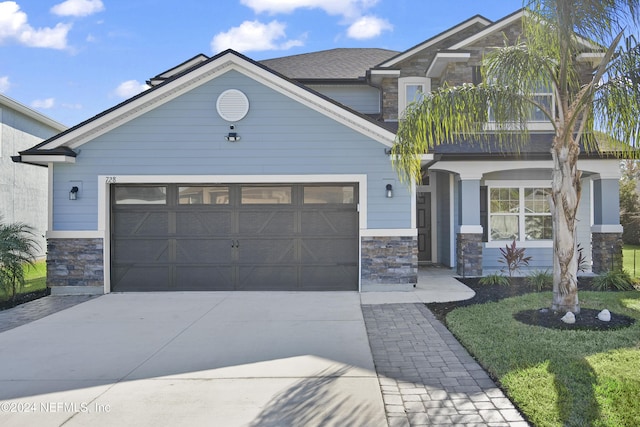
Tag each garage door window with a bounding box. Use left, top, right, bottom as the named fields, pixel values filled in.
left=114, top=186, right=167, bottom=204
left=241, top=186, right=292, bottom=204
left=179, top=186, right=229, bottom=205
left=304, top=186, right=355, bottom=204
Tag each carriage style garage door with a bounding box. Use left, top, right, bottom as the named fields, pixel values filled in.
left=111, top=183, right=359, bottom=291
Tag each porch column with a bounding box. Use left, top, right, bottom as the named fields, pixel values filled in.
left=592, top=177, right=623, bottom=273
left=457, top=177, right=483, bottom=276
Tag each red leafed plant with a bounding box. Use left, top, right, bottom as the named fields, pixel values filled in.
left=498, top=240, right=532, bottom=277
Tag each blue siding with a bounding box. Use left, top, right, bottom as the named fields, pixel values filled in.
left=483, top=247, right=553, bottom=274
left=52, top=70, right=409, bottom=231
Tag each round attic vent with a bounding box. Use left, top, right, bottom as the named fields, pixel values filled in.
left=216, top=89, right=249, bottom=122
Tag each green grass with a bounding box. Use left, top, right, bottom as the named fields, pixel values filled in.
left=446, top=291, right=640, bottom=427
left=0, top=260, right=47, bottom=301
left=623, top=245, right=640, bottom=278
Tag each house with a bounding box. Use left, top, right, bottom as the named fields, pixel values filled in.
left=1, top=94, right=67, bottom=258
left=14, top=9, right=622, bottom=295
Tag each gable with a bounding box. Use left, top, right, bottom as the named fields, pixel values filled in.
left=20, top=50, right=394, bottom=165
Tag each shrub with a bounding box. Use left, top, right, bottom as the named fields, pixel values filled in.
left=479, top=272, right=510, bottom=286
left=527, top=270, right=553, bottom=291
left=498, top=240, right=532, bottom=277
left=592, top=270, right=637, bottom=291
left=0, top=219, right=39, bottom=302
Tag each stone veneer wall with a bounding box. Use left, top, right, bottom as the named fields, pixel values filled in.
left=456, top=233, right=483, bottom=277
left=47, top=238, right=104, bottom=288
left=361, top=236, right=418, bottom=285
left=592, top=232, right=623, bottom=274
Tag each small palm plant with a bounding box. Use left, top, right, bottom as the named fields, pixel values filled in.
left=0, top=219, right=40, bottom=302
left=498, top=240, right=532, bottom=277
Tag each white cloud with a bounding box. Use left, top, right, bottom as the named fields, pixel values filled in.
left=347, top=15, right=392, bottom=39
left=51, top=0, right=105, bottom=17
left=114, top=80, right=149, bottom=99
left=0, top=1, right=70, bottom=49
left=241, top=0, right=378, bottom=19
left=0, top=76, right=10, bottom=93
left=61, top=102, right=83, bottom=109
left=31, top=98, right=55, bottom=109
left=211, top=20, right=304, bottom=53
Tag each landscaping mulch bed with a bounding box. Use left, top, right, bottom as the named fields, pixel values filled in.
left=0, top=288, right=51, bottom=311
left=427, top=277, right=636, bottom=331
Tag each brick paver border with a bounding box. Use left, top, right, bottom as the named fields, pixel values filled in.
left=362, top=303, right=529, bottom=427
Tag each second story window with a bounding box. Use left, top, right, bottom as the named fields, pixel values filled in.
left=398, top=77, right=430, bottom=119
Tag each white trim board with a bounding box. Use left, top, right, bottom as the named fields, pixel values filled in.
left=97, top=174, right=370, bottom=294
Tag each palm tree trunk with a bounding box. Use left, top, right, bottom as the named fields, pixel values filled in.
left=550, top=138, right=582, bottom=313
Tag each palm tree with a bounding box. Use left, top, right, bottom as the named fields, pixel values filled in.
left=392, top=0, right=640, bottom=313
left=0, top=219, right=40, bottom=302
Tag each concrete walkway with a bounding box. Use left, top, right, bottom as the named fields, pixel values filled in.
left=0, top=269, right=528, bottom=426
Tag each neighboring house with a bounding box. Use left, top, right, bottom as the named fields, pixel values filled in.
left=15, top=9, right=622, bottom=295
left=1, top=94, right=66, bottom=258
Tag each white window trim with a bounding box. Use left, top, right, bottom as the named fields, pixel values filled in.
left=485, top=180, right=553, bottom=248
left=398, top=77, right=430, bottom=119
left=484, top=89, right=555, bottom=131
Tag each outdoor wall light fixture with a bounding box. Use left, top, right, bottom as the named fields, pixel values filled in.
left=386, top=184, right=393, bottom=198
left=225, top=132, right=240, bottom=142
left=225, top=125, right=240, bottom=142
left=69, top=186, right=79, bottom=200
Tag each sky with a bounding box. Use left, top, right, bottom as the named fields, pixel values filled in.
left=1, top=0, right=525, bottom=127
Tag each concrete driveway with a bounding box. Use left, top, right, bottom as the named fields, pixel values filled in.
left=0, top=292, right=386, bottom=427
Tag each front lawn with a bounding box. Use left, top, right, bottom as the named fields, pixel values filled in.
left=0, top=260, right=47, bottom=302
left=445, top=291, right=640, bottom=427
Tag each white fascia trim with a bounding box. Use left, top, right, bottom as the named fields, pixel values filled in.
left=379, top=16, right=492, bottom=67
left=20, top=155, right=75, bottom=165
left=426, top=52, right=471, bottom=78
left=459, top=225, right=483, bottom=234
left=577, top=52, right=605, bottom=66
left=579, top=159, right=622, bottom=179
left=592, top=224, right=623, bottom=233
left=360, top=229, right=417, bottom=237
left=450, top=11, right=524, bottom=49
left=369, top=69, right=401, bottom=76
left=43, top=54, right=395, bottom=151
left=46, top=230, right=105, bottom=239
left=430, top=159, right=554, bottom=180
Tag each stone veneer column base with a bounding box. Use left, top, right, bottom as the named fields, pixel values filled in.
left=47, top=237, right=104, bottom=295
left=457, top=233, right=483, bottom=277
left=592, top=232, right=623, bottom=274
left=361, top=236, right=417, bottom=291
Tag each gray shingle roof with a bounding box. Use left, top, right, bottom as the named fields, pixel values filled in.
left=260, top=48, right=399, bottom=80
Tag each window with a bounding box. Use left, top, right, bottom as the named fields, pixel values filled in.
left=304, top=185, right=355, bottom=204
left=241, top=186, right=292, bottom=204
left=178, top=186, right=229, bottom=205
left=114, top=186, right=167, bottom=204
left=486, top=83, right=554, bottom=128
left=488, top=186, right=552, bottom=243
left=398, top=77, right=430, bottom=119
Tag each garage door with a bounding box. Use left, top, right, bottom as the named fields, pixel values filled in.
left=111, top=183, right=359, bottom=291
